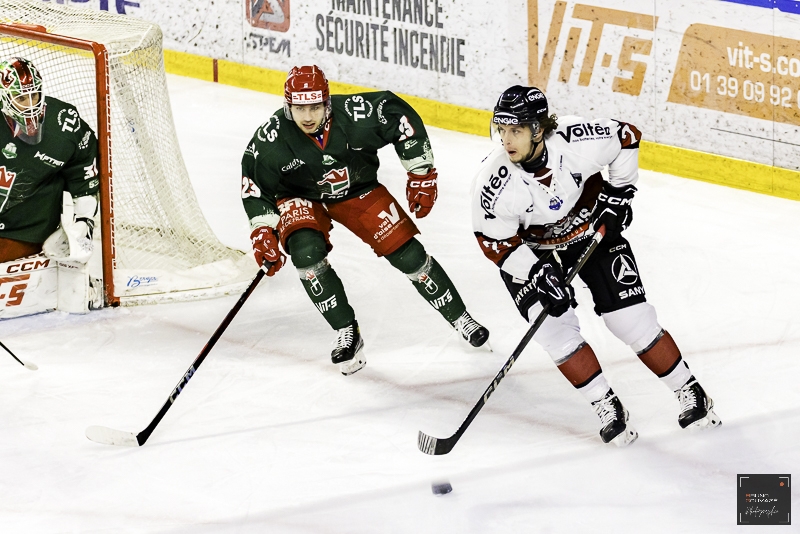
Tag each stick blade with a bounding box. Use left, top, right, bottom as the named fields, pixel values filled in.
left=86, top=425, right=140, bottom=447
left=417, top=430, right=456, bottom=455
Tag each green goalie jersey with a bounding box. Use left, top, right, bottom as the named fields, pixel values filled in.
left=0, top=96, right=99, bottom=243
left=241, top=91, right=433, bottom=227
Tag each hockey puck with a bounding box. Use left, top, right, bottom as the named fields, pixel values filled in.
left=431, top=481, right=453, bottom=495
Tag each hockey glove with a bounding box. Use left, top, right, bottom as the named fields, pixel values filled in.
left=42, top=218, right=95, bottom=264
left=406, top=168, right=438, bottom=219
left=250, top=226, right=285, bottom=276
left=592, top=183, right=636, bottom=239
left=530, top=258, right=574, bottom=317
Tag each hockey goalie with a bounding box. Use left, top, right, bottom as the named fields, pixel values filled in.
left=0, top=57, right=102, bottom=319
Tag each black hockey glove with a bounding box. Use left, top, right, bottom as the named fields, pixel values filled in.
left=592, top=183, right=636, bottom=239
left=530, top=258, right=574, bottom=318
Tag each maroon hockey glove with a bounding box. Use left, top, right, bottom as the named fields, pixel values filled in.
left=530, top=258, right=574, bottom=317
left=592, top=183, right=636, bottom=239
left=250, top=226, right=285, bottom=276
left=406, top=168, right=438, bottom=219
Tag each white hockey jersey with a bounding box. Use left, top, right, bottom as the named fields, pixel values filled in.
left=471, top=115, right=642, bottom=280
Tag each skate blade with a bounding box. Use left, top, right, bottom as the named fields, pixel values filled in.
left=339, top=354, right=366, bottom=376
left=611, top=427, right=639, bottom=447
left=687, top=408, right=721, bottom=430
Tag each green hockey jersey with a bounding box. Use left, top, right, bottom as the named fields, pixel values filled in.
left=241, top=91, right=433, bottom=227
left=0, top=96, right=99, bottom=243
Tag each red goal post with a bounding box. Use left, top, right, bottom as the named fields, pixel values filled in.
left=0, top=3, right=255, bottom=306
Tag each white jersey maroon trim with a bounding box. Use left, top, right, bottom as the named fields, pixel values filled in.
left=471, top=115, right=641, bottom=280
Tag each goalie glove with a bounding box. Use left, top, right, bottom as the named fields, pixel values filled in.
left=250, top=226, right=285, bottom=276
left=406, top=168, right=438, bottom=219
left=42, top=195, right=97, bottom=264
left=530, top=257, right=574, bottom=318
left=592, top=183, right=636, bottom=239
left=43, top=219, right=94, bottom=264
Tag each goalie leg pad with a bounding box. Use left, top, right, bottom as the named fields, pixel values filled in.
left=602, top=302, right=662, bottom=353
left=530, top=305, right=587, bottom=363
left=0, top=255, right=58, bottom=319
left=57, top=261, right=93, bottom=314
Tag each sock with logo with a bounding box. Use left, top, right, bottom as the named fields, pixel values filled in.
left=386, top=240, right=466, bottom=324
left=298, top=259, right=355, bottom=330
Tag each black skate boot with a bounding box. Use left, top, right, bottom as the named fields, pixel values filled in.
left=331, top=321, right=366, bottom=376
left=676, top=377, right=721, bottom=429
left=591, top=389, right=638, bottom=447
left=451, top=311, right=489, bottom=347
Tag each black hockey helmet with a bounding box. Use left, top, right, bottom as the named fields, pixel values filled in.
left=492, top=85, right=548, bottom=132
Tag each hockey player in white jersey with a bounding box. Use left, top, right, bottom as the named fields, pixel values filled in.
left=472, top=85, right=720, bottom=446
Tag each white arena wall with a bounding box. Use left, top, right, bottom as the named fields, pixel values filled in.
left=37, top=0, right=800, bottom=200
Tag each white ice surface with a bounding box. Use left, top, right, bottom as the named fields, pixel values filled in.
left=1, top=75, right=798, bottom=533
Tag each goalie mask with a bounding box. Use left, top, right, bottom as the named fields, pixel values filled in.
left=283, top=65, right=332, bottom=133
left=0, top=57, right=46, bottom=145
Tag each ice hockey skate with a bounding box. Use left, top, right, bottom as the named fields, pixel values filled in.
left=331, top=321, right=366, bottom=376
left=451, top=311, right=490, bottom=347
left=591, top=390, right=638, bottom=446
left=676, top=377, right=721, bottom=429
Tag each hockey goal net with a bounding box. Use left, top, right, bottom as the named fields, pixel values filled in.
left=0, top=0, right=255, bottom=306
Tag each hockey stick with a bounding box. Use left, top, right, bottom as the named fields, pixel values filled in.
left=86, top=267, right=266, bottom=447
left=0, top=340, right=38, bottom=371
left=418, top=227, right=606, bottom=455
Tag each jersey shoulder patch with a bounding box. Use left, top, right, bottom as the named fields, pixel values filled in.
left=334, top=92, right=387, bottom=125
left=616, top=121, right=642, bottom=149
left=254, top=111, right=285, bottom=145
left=44, top=96, right=88, bottom=138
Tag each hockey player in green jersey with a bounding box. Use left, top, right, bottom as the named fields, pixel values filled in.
left=0, top=57, right=99, bottom=262
left=241, top=65, right=489, bottom=375
left=0, top=57, right=100, bottom=317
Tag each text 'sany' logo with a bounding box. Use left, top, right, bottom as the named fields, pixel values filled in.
left=246, top=0, right=290, bottom=32
left=0, top=166, right=17, bottom=213
left=317, top=167, right=350, bottom=198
